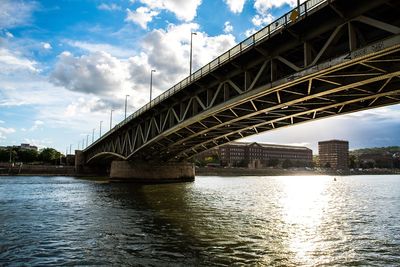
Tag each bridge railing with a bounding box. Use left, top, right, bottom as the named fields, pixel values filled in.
left=84, top=0, right=327, bottom=151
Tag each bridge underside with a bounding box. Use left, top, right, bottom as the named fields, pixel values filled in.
left=84, top=0, right=400, bottom=165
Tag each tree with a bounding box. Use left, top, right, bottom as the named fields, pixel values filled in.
left=0, top=149, right=9, bottom=162
left=17, top=149, right=38, bottom=163
left=282, top=159, right=293, bottom=169
left=39, top=148, right=62, bottom=164
left=267, top=158, right=279, bottom=167
left=349, top=155, right=357, bottom=169
left=324, top=162, right=331, bottom=169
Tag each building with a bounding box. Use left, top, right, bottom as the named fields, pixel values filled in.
left=219, top=142, right=313, bottom=168
left=20, top=144, right=38, bottom=151
left=318, top=140, right=349, bottom=170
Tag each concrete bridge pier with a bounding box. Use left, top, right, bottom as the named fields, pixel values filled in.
left=75, top=150, right=85, bottom=174
left=109, top=161, right=195, bottom=183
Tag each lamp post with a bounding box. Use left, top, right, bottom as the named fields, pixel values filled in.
left=125, top=94, right=130, bottom=120
left=110, top=109, right=114, bottom=130
left=99, top=121, right=103, bottom=138
left=69, top=144, right=72, bottom=155
left=190, top=32, right=197, bottom=81
left=150, top=69, right=156, bottom=102
left=86, top=135, right=89, bottom=148
left=92, top=128, right=95, bottom=143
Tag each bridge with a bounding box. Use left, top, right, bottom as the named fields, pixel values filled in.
left=78, top=0, right=400, bottom=182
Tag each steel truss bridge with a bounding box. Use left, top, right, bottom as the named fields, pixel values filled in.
left=84, top=0, right=400, bottom=164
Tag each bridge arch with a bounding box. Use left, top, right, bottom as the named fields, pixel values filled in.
left=86, top=152, right=127, bottom=164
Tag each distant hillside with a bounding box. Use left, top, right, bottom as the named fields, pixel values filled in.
left=350, top=146, right=400, bottom=155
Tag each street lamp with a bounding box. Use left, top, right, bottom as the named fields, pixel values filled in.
left=190, top=32, right=197, bottom=81
left=125, top=94, right=130, bottom=120
left=92, top=128, right=95, bottom=143
left=99, top=121, right=103, bottom=138
left=110, top=109, right=114, bottom=130
left=86, top=135, right=89, bottom=148
left=150, top=69, right=156, bottom=102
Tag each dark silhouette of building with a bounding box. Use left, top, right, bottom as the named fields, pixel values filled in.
left=318, top=140, right=349, bottom=170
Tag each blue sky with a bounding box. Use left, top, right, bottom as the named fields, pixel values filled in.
left=0, top=0, right=399, bottom=154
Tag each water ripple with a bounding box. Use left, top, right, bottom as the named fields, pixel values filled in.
left=0, top=175, right=400, bottom=266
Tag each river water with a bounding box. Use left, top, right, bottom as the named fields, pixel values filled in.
left=0, top=175, right=399, bottom=266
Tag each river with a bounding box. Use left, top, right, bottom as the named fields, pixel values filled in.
left=1, top=175, right=399, bottom=266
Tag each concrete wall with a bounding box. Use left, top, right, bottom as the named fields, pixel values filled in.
left=110, top=161, right=195, bottom=183
left=1, top=164, right=76, bottom=176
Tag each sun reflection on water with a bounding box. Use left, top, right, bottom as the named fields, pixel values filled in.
left=280, top=176, right=331, bottom=265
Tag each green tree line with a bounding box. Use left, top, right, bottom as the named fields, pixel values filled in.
left=0, top=147, right=63, bottom=164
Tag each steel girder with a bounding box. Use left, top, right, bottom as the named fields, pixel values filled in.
left=84, top=0, right=400, bottom=163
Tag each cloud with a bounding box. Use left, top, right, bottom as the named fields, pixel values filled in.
left=5, top=31, right=14, bottom=38
left=97, top=3, right=121, bottom=11
left=0, top=0, right=37, bottom=29
left=125, top=7, right=159, bottom=29
left=0, top=47, right=38, bottom=73
left=137, top=0, right=201, bottom=21
left=50, top=51, right=130, bottom=95
left=66, top=40, right=135, bottom=58
left=251, top=14, right=274, bottom=27
left=245, top=28, right=257, bottom=37
left=223, top=21, right=233, bottom=33
left=51, top=22, right=236, bottom=104
left=224, top=0, right=246, bottom=14
left=139, top=23, right=236, bottom=91
left=22, top=138, right=53, bottom=149
left=341, top=106, right=400, bottom=122
left=0, top=126, right=16, bottom=140
left=254, top=0, right=298, bottom=15
left=42, top=42, right=52, bottom=50
left=29, top=120, right=44, bottom=131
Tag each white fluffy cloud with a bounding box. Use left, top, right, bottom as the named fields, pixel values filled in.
left=223, top=21, right=233, bottom=33
left=224, top=0, right=246, bottom=14
left=50, top=51, right=130, bottom=95
left=137, top=0, right=201, bottom=21
left=125, top=7, right=159, bottom=29
left=251, top=13, right=274, bottom=27
left=140, top=23, right=236, bottom=89
left=0, top=0, right=37, bottom=29
left=50, top=22, right=237, bottom=114
left=42, top=42, right=52, bottom=50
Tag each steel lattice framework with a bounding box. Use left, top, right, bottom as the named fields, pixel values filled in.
left=84, top=0, right=400, bottom=164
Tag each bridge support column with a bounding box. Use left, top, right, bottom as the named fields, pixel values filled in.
left=75, top=150, right=85, bottom=174
left=110, top=161, right=195, bottom=183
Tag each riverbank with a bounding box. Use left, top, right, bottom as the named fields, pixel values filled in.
left=1, top=163, right=399, bottom=177
left=196, top=167, right=400, bottom=176
left=196, top=167, right=321, bottom=176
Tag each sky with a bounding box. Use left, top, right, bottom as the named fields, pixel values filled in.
left=0, top=0, right=399, bottom=154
